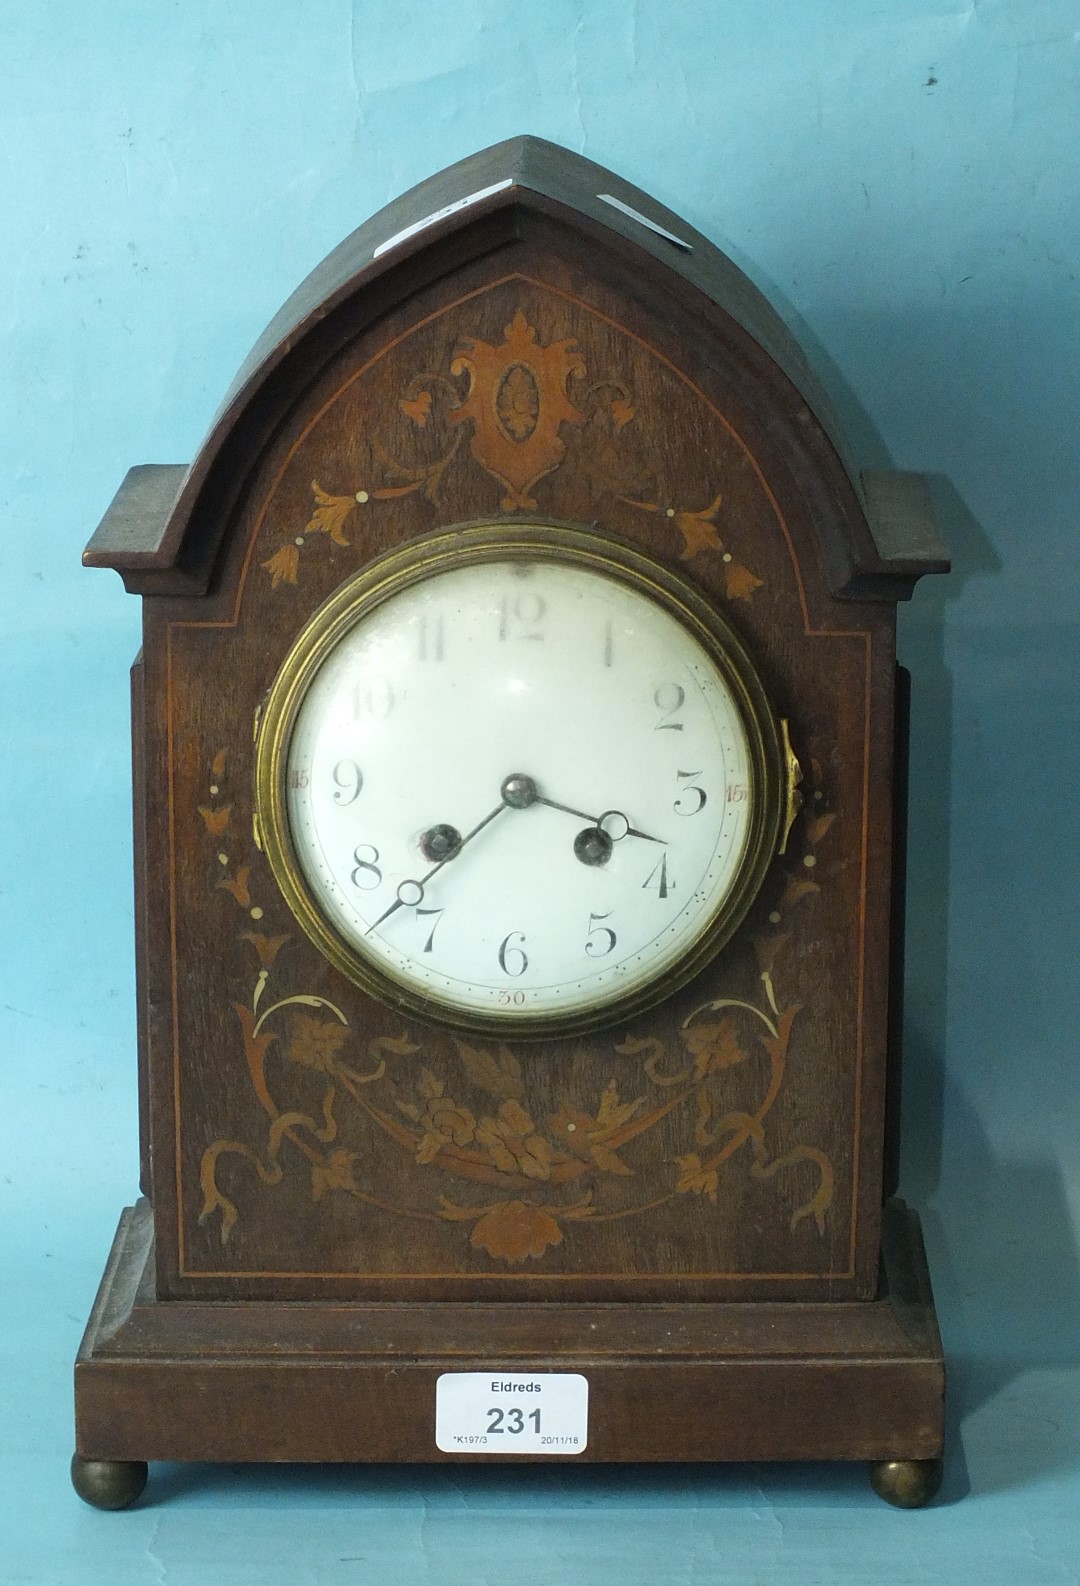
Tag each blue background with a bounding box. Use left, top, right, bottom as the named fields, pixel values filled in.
left=3, top=1, right=1078, bottom=1579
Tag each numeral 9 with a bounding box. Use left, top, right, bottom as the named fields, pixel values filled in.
left=332, top=759, right=363, bottom=805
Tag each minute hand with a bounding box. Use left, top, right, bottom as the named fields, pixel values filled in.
left=533, top=794, right=663, bottom=844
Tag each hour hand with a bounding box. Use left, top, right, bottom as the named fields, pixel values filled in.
left=508, top=776, right=663, bottom=844
left=571, top=813, right=665, bottom=868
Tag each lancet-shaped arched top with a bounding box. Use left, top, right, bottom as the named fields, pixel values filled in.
left=85, top=137, right=946, bottom=601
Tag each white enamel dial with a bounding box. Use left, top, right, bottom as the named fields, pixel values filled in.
left=271, top=538, right=775, bottom=1033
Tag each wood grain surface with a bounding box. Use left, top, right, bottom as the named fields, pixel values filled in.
left=77, top=140, right=947, bottom=1471
left=75, top=1198, right=944, bottom=1464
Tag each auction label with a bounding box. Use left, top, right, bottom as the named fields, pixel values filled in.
left=435, top=1372, right=588, bottom=1455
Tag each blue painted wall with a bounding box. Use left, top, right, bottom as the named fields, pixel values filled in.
left=3, top=2, right=1077, bottom=1578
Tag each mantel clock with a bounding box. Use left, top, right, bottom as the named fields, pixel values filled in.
left=73, top=139, right=948, bottom=1510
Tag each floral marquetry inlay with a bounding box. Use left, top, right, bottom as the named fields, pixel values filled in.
left=197, top=746, right=836, bottom=1269
left=259, top=303, right=764, bottom=596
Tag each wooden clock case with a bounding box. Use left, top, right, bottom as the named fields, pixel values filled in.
left=74, top=137, right=948, bottom=1508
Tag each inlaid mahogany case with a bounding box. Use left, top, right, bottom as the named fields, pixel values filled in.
left=73, top=137, right=948, bottom=1509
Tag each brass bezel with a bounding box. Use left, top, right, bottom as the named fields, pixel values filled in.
left=254, top=521, right=785, bottom=1038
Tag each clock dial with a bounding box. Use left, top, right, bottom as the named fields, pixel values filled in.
left=258, top=525, right=783, bottom=1034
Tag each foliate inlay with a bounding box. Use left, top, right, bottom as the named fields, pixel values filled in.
left=258, top=301, right=764, bottom=593
left=196, top=748, right=836, bottom=1270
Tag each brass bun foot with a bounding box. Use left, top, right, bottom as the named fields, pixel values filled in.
left=869, top=1457, right=943, bottom=1509
left=71, top=1454, right=148, bottom=1510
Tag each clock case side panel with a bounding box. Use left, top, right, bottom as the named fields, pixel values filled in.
left=883, top=664, right=911, bottom=1202
left=132, top=609, right=181, bottom=1282
left=131, top=648, right=153, bottom=1203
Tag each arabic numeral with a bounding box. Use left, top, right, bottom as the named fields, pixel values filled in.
left=332, top=759, right=363, bottom=805
left=643, top=853, right=673, bottom=899
left=416, top=907, right=444, bottom=953
left=498, top=591, right=545, bottom=641
left=498, top=931, right=528, bottom=977
left=585, top=911, right=617, bottom=957
left=653, top=682, right=685, bottom=730
left=349, top=844, right=382, bottom=889
left=485, top=1406, right=541, bottom=1434
left=418, top=611, right=445, bottom=661
left=674, top=770, right=707, bottom=816
left=353, top=677, right=395, bottom=719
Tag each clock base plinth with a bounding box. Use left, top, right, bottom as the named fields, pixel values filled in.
left=74, top=1199, right=944, bottom=1503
